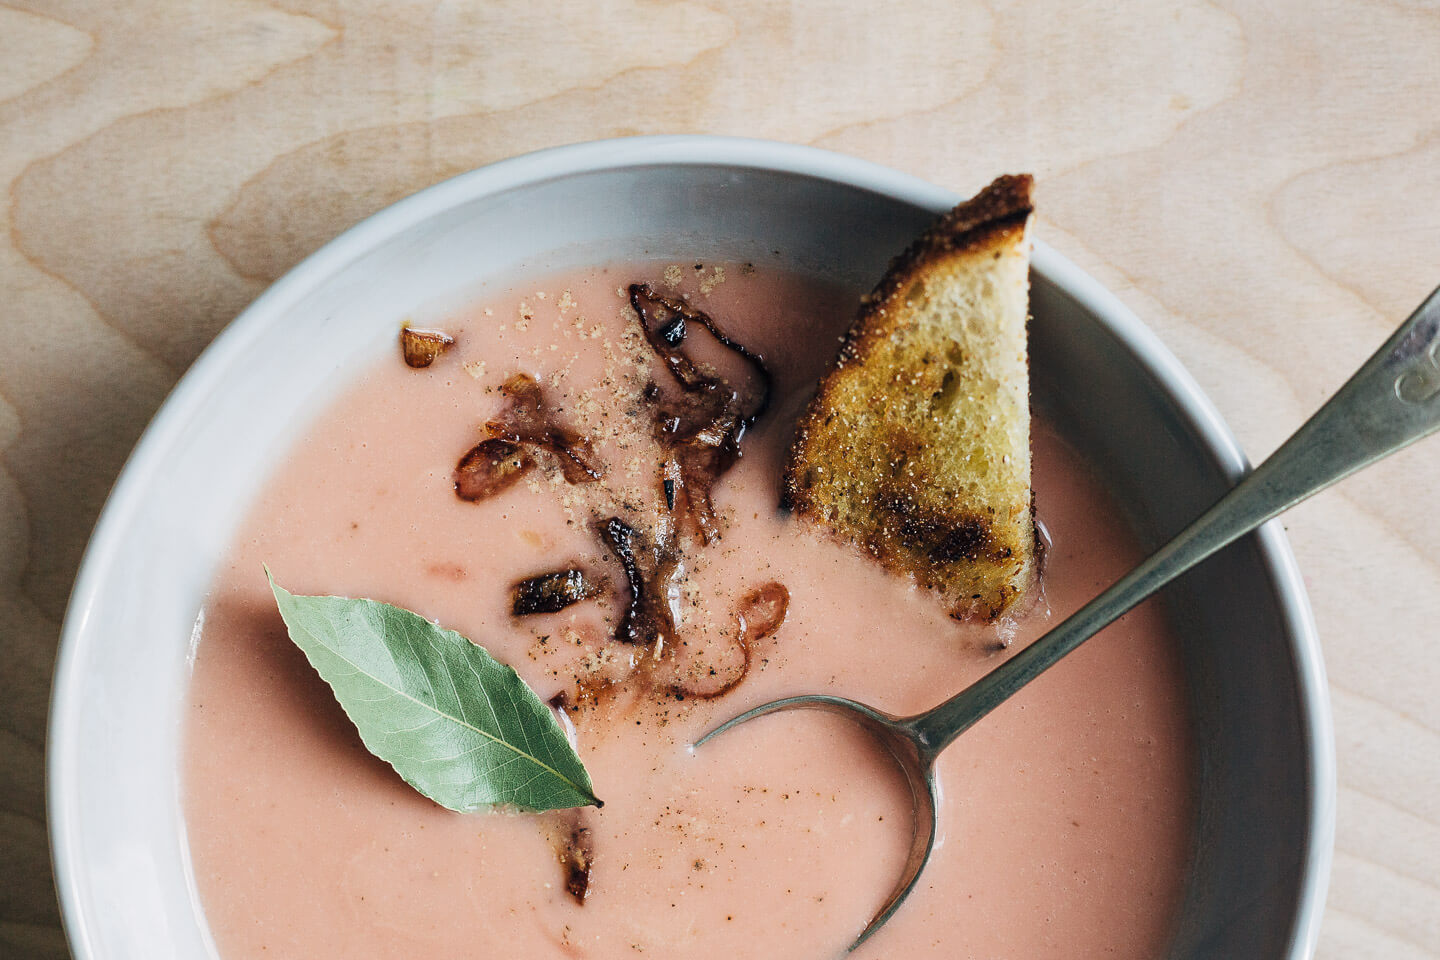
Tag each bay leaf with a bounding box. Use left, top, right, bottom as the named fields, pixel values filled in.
left=268, top=572, right=599, bottom=812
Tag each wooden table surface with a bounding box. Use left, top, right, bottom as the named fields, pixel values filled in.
left=3, top=1, right=1438, bottom=957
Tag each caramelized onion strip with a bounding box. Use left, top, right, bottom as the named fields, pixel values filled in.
left=670, top=581, right=789, bottom=701
left=627, top=284, right=773, bottom=426
left=511, top=570, right=601, bottom=616
left=453, top=439, right=533, bottom=501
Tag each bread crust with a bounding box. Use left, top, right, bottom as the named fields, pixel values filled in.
left=819, top=173, right=1032, bottom=388
left=782, top=174, right=1036, bottom=621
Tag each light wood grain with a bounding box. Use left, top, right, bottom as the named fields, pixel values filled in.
left=2, top=1, right=1437, bottom=956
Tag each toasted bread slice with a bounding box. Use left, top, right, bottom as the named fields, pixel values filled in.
left=783, top=174, right=1036, bottom=622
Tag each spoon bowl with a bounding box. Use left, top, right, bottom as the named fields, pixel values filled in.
left=696, top=695, right=940, bottom=952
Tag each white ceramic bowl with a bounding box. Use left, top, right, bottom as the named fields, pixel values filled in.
left=48, top=136, right=1334, bottom=959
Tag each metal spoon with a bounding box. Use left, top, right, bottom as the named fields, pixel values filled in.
left=697, top=284, right=1440, bottom=953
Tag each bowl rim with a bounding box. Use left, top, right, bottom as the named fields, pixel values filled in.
left=47, top=134, right=1335, bottom=960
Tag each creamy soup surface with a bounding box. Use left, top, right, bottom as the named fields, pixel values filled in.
left=183, top=263, right=1195, bottom=959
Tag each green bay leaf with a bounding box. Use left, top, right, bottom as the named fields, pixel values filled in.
left=268, top=572, right=599, bottom=813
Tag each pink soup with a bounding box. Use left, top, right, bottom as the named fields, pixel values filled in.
left=183, top=263, right=1194, bottom=959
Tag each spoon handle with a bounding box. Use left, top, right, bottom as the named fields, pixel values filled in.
left=911, top=284, right=1440, bottom=755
